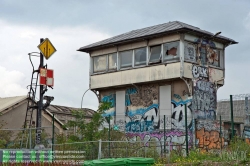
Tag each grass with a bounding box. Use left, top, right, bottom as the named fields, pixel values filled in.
left=153, top=137, right=250, bottom=165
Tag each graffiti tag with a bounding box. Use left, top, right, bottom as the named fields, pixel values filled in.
left=192, top=65, right=208, bottom=78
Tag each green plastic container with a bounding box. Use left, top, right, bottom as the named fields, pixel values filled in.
left=102, top=158, right=126, bottom=165
left=125, top=157, right=155, bottom=166
left=90, top=159, right=126, bottom=166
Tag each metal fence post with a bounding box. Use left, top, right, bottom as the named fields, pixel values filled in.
left=52, top=114, right=55, bottom=152
left=220, top=115, right=222, bottom=150
left=164, top=115, right=166, bottom=154
left=185, top=104, right=189, bottom=157
left=29, top=128, right=32, bottom=149
left=98, top=139, right=102, bottom=159
left=108, top=115, right=111, bottom=158
left=230, top=95, right=234, bottom=139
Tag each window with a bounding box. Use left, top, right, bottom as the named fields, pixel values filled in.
left=93, top=55, right=107, bottom=72
left=198, top=44, right=220, bottom=67
left=119, top=50, right=133, bottom=68
left=149, top=45, right=161, bottom=63
left=199, top=46, right=207, bottom=66
left=134, top=47, right=146, bottom=66
left=163, top=41, right=179, bottom=61
left=108, top=53, right=117, bottom=70
left=184, top=42, right=196, bottom=62
left=207, top=48, right=220, bottom=67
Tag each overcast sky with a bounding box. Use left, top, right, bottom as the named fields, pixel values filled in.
left=0, top=0, right=250, bottom=110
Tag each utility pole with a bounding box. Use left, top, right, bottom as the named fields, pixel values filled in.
left=35, top=38, right=44, bottom=146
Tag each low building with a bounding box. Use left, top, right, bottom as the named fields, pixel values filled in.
left=0, top=95, right=94, bottom=143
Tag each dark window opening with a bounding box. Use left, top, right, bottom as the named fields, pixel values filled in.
left=149, top=45, right=161, bottom=63
left=120, top=50, right=133, bottom=68
left=134, top=47, right=146, bottom=66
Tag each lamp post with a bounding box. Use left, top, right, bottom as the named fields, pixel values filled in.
left=81, top=89, right=90, bottom=110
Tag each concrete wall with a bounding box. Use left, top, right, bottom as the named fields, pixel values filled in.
left=91, top=62, right=181, bottom=89
left=100, top=80, right=193, bottom=153
left=0, top=100, right=62, bottom=139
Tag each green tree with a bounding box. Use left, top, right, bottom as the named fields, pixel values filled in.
left=63, top=101, right=112, bottom=142
left=0, top=120, right=13, bottom=148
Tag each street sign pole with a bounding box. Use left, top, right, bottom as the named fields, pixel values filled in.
left=36, top=38, right=44, bottom=146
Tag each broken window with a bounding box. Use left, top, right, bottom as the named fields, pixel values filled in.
left=197, top=42, right=221, bottom=67
left=149, top=45, right=161, bottom=63
left=93, top=55, right=107, bottom=73
left=163, top=41, right=179, bottom=61
left=119, top=50, right=133, bottom=68
left=184, top=42, right=196, bottom=62
left=207, top=48, right=220, bottom=67
left=134, top=47, right=146, bottom=66
left=108, top=53, right=117, bottom=70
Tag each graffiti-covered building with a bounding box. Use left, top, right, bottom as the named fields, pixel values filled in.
left=78, top=21, right=237, bottom=151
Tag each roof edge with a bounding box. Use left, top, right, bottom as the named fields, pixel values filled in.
left=77, top=27, right=237, bottom=53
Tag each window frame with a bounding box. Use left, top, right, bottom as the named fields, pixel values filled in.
left=119, top=50, right=133, bottom=69
left=108, top=52, right=118, bottom=71
left=207, top=48, right=221, bottom=68
left=184, top=41, right=197, bottom=63
left=134, top=47, right=147, bottom=67
left=93, top=55, right=108, bottom=73
left=149, top=44, right=162, bottom=63
left=163, top=41, right=180, bottom=62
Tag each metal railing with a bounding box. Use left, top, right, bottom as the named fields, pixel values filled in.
left=0, top=126, right=53, bottom=149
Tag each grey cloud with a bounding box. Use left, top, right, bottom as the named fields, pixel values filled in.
left=0, top=0, right=250, bottom=107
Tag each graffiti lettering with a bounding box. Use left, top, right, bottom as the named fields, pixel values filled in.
left=126, top=84, right=160, bottom=132
left=126, top=130, right=192, bottom=154
left=196, top=128, right=224, bottom=150
left=197, top=120, right=220, bottom=131
left=171, top=102, right=192, bottom=129
left=192, top=65, right=208, bottom=78
left=192, top=80, right=216, bottom=120
left=126, top=121, right=154, bottom=133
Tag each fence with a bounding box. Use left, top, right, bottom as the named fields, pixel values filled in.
left=0, top=126, right=53, bottom=149
left=53, top=140, right=184, bottom=162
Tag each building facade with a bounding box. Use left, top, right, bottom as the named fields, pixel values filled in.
left=0, top=95, right=94, bottom=147
left=78, top=21, right=237, bottom=152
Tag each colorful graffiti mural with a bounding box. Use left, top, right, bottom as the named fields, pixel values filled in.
left=126, top=130, right=192, bottom=153
left=192, top=80, right=216, bottom=120
left=196, top=128, right=224, bottom=150
left=196, top=120, right=223, bottom=151
left=197, top=120, right=220, bottom=131
left=171, top=94, right=192, bottom=130
left=125, top=85, right=160, bottom=132
left=243, top=126, right=250, bottom=145
left=102, top=94, right=116, bottom=117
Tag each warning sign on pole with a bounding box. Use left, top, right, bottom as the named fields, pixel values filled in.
left=37, top=38, right=56, bottom=60
left=40, top=68, right=54, bottom=86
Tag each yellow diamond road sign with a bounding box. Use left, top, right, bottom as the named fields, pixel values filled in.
left=37, top=38, right=56, bottom=60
